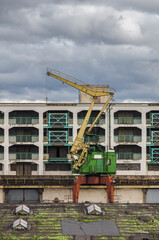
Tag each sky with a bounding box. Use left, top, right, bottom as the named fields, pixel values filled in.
left=0, top=0, right=159, bottom=103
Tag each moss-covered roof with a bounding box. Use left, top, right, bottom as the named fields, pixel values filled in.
left=1, top=203, right=159, bottom=239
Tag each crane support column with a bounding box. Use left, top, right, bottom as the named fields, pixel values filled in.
left=73, top=176, right=114, bottom=203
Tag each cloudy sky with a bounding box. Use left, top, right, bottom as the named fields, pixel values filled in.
left=0, top=0, right=159, bottom=103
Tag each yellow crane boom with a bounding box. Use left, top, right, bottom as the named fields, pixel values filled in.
left=47, top=68, right=114, bottom=170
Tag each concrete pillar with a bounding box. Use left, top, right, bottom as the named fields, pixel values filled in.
left=4, top=111, right=9, bottom=175
left=72, top=110, right=78, bottom=142
left=141, top=110, right=147, bottom=175
left=38, top=110, right=44, bottom=175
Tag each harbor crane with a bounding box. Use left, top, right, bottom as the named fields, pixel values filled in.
left=47, top=68, right=116, bottom=175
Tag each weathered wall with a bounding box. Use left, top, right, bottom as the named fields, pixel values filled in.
left=78, top=188, right=108, bottom=203
left=0, top=188, right=4, bottom=203
left=42, top=188, right=73, bottom=203
left=114, top=188, right=143, bottom=203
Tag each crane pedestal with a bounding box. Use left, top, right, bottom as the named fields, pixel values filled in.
left=73, top=176, right=114, bottom=203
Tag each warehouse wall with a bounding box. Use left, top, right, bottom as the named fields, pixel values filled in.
left=78, top=188, right=108, bottom=203
left=42, top=188, right=73, bottom=203
left=114, top=188, right=143, bottom=203
left=0, top=188, right=3, bottom=203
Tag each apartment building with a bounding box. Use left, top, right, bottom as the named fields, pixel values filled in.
left=0, top=102, right=158, bottom=177
left=111, top=103, right=159, bottom=176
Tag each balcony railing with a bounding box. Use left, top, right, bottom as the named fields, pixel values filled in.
left=117, top=152, right=141, bottom=160
left=48, top=131, right=69, bottom=144
left=114, top=117, right=141, bottom=124
left=78, top=116, right=105, bottom=125
left=9, top=117, right=39, bottom=125
left=9, top=152, right=39, bottom=160
left=9, top=135, right=39, bottom=143
left=85, top=135, right=105, bottom=143
left=114, top=135, right=142, bottom=143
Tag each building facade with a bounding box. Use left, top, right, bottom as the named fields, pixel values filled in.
left=0, top=102, right=158, bottom=177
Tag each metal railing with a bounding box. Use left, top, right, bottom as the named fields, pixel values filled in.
left=48, top=131, right=69, bottom=144
left=117, top=152, right=141, bottom=160
left=9, top=152, right=39, bottom=160
left=78, top=116, right=105, bottom=125
left=85, top=135, right=105, bottom=143
left=9, top=117, right=39, bottom=125
left=114, top=117, right=141, bottom=124
left=114, top=135, right=142, bottom=143
left=9, top=135, right=39, bottom=143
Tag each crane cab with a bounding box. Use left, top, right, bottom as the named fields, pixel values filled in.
left=73, top=150, right=116, bottom=175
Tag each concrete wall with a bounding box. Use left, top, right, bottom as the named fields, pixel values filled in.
left=78, top=188, right=108, bottom=203
left=0, top=188, right=4, bottom=203
left=114, top=188, right=143, bottom=203
left=42, top=188, right=73, bottom=203
left=79, top=85, right=109, bottom=103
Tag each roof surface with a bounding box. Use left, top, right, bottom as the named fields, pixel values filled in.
left=1, top=203, right=159, bottom=239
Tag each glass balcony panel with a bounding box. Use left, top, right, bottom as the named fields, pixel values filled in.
left=117, top=152, right=141, bottom=160
left=9, top=135, right=39, bottom=143
left=77, top=116, right=105, bottom=125
left=114, top=117, right=141, bottom=124
left=9, top=152, right=39, bottom=160
left=116, top=135, right=141, bottom=143
left=9, top=117, right=39, bottom=125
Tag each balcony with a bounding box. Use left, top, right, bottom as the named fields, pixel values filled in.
left=114, top=117, right=141, bottom=125
left=9, top=135, right=39, bottom=143
left=114, top=135, right=142, bottom=143
left=150, top=131, right=159, bottom=146
left=9, top=117, right=39, bottom=125
left=77, top=116, right=105, bottom=125
left=45, top=156, right=68, bottom=162
left=84, top=135, right=105, bottom=143
left=117, top=152, right=141, bottom=160
left=9, top=152, right=39, bottom=160
left=45, top=113, right=73, bottom=128
left=44, top=130, right=72, bottom=146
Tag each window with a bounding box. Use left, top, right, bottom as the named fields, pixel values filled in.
left=10, top=164, right=16, bottom=171
left=31, top=164, right=37, bottom=171
left=45, top=163, right=71, bottom=171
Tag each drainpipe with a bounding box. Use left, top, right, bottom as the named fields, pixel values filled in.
left=109, top=106, right=111, bottom=149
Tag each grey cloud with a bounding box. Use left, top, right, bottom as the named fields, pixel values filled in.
left=0, top=0, right=159, bottom=103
